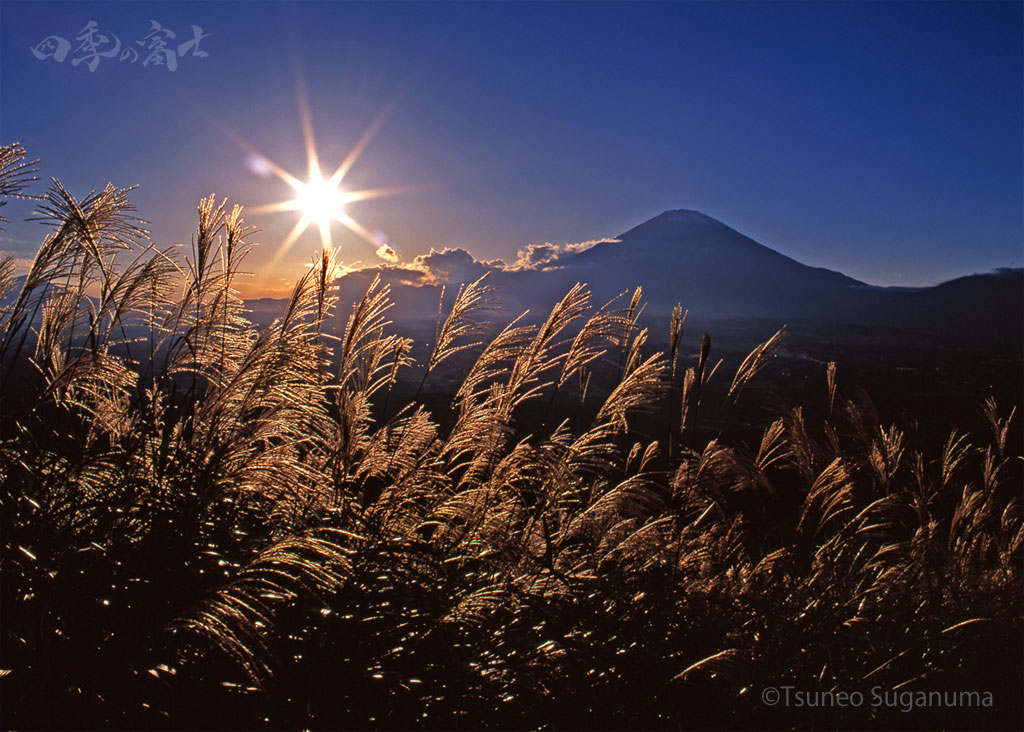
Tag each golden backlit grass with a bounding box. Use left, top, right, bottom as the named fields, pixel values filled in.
left=0, top=142, right=1020, bottom=729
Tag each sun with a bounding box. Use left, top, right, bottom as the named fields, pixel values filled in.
left=248, top=146, right=395, bottom=264
left=240, top=83, right=408, bottom=264
left=295, top=174, right=349, bottom=224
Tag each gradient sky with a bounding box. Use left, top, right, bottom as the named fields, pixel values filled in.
left=1, top=1, right=1021, bottom=295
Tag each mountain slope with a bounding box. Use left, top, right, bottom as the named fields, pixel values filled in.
left=879, top=268, right=1024, bottom=342
left=247, top=209, right=1021, bottom=349
left=560, top=209, right=864, bottom=317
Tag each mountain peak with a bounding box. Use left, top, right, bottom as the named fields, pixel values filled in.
left=617, top=209, right=728, bottom=240
left=651, top=209, right=724, bottom=227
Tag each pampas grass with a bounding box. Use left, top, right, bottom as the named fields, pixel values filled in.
left=1, top=144, right=1020, bottom=730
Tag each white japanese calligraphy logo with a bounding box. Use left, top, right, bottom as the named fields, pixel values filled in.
left=31, top=19, right=211, bottom=72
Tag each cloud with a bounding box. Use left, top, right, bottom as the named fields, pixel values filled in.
left=408, top=247, right=497, bottom=285
left=375, top=242, right=399, bottom=263
left=0, top=233, right=40, bottom=252
left=370, top=230, right=401, bottom=263
left=514, top=243, right=560, bottom=270
left=0, top=250, right=34, bottom=274
left=511, top=238, right=618, bottom=271
left=339, top=236, right=619, bottom=288
left=378, top=266, right=430, bottom=287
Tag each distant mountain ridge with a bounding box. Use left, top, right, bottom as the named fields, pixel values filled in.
left=245, top=208, right=1021, bottom=348
left=4, top=209, right=1018, bottom=357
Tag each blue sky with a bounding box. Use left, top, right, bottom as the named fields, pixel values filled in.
left=1, top=1, right=1021, bottom=293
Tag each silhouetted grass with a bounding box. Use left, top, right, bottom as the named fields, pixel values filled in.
left=1, top=143, right=1020, bottom=730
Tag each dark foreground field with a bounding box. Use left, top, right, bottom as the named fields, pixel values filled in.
left=1, top=152, right=1021, bottom=730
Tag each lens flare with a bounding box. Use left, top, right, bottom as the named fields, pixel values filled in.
left=241, top=80, right=410, bottom=264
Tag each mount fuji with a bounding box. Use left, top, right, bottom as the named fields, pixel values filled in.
left=246, top=209, right=1022, bottom=349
